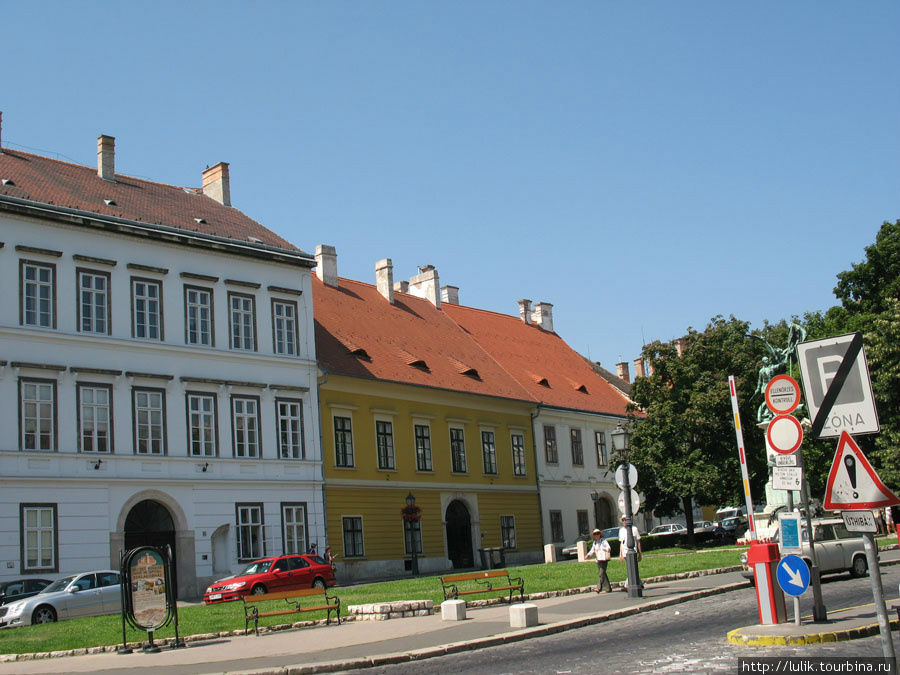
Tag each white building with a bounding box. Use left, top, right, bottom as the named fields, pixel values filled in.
left=0, top=124, right=322, bottom=598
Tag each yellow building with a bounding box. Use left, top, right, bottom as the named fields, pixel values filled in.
left=313, top=251, right=541, bottom=581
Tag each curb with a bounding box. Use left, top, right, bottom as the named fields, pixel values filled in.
left=238, top=582, right=750, bottom=675
left=727, top=616, right=899, bottom=646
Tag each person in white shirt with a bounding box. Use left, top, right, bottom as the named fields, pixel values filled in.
left=584, top=528, right=612, bottom=592
left=618, top=515, right=642, bottom=561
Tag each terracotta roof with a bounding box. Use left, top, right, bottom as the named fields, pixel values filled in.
left=0, top=149, right=304, bottom=254
left=313, top=277, right=533, bottom=401
left=441, top=303, right=632, bottom=416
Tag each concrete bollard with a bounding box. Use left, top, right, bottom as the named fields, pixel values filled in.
left=576, top=539, right=590, bottom=562
left=509, top=603, right=538, bottom=628
left=543, top=543, right=557, bottom=563
left=441, top=599, right=467, bottom=621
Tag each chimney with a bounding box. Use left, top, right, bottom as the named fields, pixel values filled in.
left=675, top=337, right=687, bottom=357
left=315, top=244, right=338, bottom=287
left=375, top=258, right=394, bottom=303
left=441, top=285, right=459, bottom=305
left=393, top=280, right=410, bottom=293
left=97, top=135, right=115, bottom=181
left=518, top=299, right=532, bottom=325
left=633, top=357, right=646, bottom=379
left=202, top=162, right=231, bottom=206
left=408, top=265, right=441, bottom=308
left=615, top=361, right=630, bottom=383
left=531, top=301, right=554, bottom=332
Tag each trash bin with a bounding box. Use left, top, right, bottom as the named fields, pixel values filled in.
left=491, top=547, right=505, bottom=568
left=477, top=548, right=488, bottom=569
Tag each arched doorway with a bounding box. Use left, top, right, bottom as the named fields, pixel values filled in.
left=124, top=500, right=177, bottom=594
left=445, top=500, right=473, bottom=569
left=594, top=496, right=615, bottom=530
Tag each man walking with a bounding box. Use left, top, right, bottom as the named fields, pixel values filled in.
left=585, top=528, right=612, bottom=593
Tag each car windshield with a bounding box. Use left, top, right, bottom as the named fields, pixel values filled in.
left=41, top=576, right=75, bottom=594
left=238, top=560, right=273, bottom=576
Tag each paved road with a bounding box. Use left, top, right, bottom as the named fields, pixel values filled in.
left=360, top=568, right=900, bottom=674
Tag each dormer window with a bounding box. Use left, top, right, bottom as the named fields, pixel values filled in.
left=1, top=178, right=14, bottom=186
left=104, top=199, right=116, bottom=206
left=350, top=347, right=371, bottom=362
left=409, top=359, right=430, bottom=372
left=194, top=218, right=207, bottom=224
left=576, top=384, right=588, bottom=393
left=537, top=378, right=550, bottom=388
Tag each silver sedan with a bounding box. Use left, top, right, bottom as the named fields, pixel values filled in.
left=0, top=570, right=121, bottom=628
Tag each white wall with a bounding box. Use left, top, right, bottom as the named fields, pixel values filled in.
left=0, top=211, right=323, bottom=598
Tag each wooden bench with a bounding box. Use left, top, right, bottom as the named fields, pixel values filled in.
left=440, top=569, right=525, bottom=604
left=242, top=587, right=340, bottom=635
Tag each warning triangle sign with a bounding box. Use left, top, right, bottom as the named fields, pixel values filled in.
left=824, top=431, right=900, bottom=510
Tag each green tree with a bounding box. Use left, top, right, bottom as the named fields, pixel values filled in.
left=625, top=316, right=764, bottom=540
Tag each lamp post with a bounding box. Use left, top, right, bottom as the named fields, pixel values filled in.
left=611, top=422, right=643, bottom=598
left=404, top=492, right=420, bottom=576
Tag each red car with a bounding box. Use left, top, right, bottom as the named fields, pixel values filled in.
left=203, top=554, right=336, bottom=604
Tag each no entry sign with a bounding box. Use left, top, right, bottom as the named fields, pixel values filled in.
left=767, top=414, right=804, bottom=455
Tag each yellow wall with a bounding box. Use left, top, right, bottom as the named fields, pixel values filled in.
left=320, top=375, right=542, bottom=563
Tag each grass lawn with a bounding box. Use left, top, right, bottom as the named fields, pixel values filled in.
left=0, top=544, right=750, bottom=655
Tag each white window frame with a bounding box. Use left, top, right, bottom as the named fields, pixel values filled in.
left=375, top=418, right=395, bottom=470
left=132, top=277, right=163, bottom=340
left=272, top=299, right=298, bottom=356
left=500, top=514, right=517, bottom=550
left=450, top=426, right=467, bottom=473
left=21, top=260, right=56, bottom=329
left=185, top=285, right=213, bottom=346
left=342, top=515, right=365, bottom=558
left=21, top=504, right=57, bottom=572
left=77, top=269, right=109, bottom=335
left=481, top=429, right=498, bottom=475
left=276, top=398, right=305, bottom=459
left=134, top=388, right=165, bottom=455
left=595, top=430, right=608, bottom=467
left=20, top=379, right=56, bottom=452
left=544, top=424, right=558, bottom=464
left=232, top=395, right=260, bottom=458
left=333, top=414, right=355, bottom=468
left=281, top=502, right=307, bottom=555
left=229, top=292, right=257, bottom=351
left=571, top=428, right=584, bottom=467
left=511, top=432, right=526, bottom=477
left=77, top=383, right=112, bottom=453
left=236, top=503, right=265, bottom=562
left=414, top=422, right=433, bottom=472
left=187, top=392, right=217, bottom=457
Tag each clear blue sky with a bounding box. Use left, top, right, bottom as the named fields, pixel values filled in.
left=3, top=2, right=897, bottom=372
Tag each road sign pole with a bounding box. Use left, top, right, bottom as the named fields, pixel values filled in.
left=792, top=596, right=801, bottom=626
left=798, top=448, right=827, bottom=622
left=863, top=532, right=896, bottom=660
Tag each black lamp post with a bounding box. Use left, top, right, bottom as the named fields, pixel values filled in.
left=611, top=422, right=643, bottom=598
left=405, top=492, right=419, bottom=576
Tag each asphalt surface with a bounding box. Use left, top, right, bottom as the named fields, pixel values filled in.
left=1, top=550, right=898, bottom=675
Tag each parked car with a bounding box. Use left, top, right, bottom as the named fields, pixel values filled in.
left=740, top=518, right=868, bottom=583
left=648, top=523, right=687, bottom=536
left=0, top=570, right=121, bottom=628
left=561, top=535, right=592, bottom=559
left=204, top=553, right=337, bottom=604
left=601, top=527, right=620, bottom=540
left=0, top=578, right=52, bottom=606
left=694, top=521, right=716, bottom=533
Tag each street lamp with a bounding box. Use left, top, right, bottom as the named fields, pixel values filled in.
left=404, top=492, right=420, bottom=576
left=610, top=422, right=643, bottom=598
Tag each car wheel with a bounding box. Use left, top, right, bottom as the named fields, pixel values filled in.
left=312, top=577, right=326, bottom=589
left=32, top=605, right=57, bottom=624
left=850, top=556, right=868, bottom=578
left=250, top=584, right=267, bottom=595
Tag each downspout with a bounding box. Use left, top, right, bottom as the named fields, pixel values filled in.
left=531, top=403, right=546, bottom=552
left=317, top=368, right=329, bottom=550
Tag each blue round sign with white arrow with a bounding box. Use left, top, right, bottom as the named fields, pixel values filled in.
left=776, top=554, right=811, bottom=596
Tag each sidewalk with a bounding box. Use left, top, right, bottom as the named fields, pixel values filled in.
left=0, top=571, right=750, bottom=675
left=2, top=553, right=898, bottom=675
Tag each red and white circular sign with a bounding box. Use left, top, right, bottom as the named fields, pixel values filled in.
left=765, top=374, right=802, bottom=416
left=767, top=414, right=804, bottom=455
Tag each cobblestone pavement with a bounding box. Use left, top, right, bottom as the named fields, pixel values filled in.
left=361, top=568, right=900, bottom=675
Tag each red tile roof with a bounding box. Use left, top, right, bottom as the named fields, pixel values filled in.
left=313, top=277, right=533, bottom=401
left=442, top=303, right=632, bottom=416
left=314, top=275, right=632, bottom=416
left=0, top=149, right=302, bottom=253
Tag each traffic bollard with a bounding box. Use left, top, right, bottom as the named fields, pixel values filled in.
left=747, top=541, right=787, bottom=625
